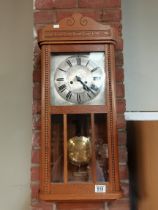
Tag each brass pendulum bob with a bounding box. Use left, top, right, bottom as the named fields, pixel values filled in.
left=68, top=115, right=92, bottom=181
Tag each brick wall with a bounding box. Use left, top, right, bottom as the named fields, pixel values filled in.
left=32, top=0, right=129, bottom=209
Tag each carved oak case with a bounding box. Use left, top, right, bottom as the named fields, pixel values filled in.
left=38, top=13, right=122, bottom=201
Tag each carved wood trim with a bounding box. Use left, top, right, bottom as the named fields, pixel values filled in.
left=110, top=44, right=120, bottom=192
left=38, top=13, right=117, bottom=45
left=106, top=44, right=120, bottom=192
left=40, top=45, right=51, bottom=194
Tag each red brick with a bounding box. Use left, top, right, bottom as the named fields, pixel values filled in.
left=117, top=114, right=126, bottom=129
left=108, top=199, right=130, bottom=210
left=119, top=146, right=127, bottom=163
left=116, top=99, right=126, bottom=113
left=35, top=0, right=78, bottom=9
left=111, top=22, right=122, bottom=38
left=31, top=167, right=40, bottom=181
left=33, top=70, right=41, bottom=83
left=32, top=130, right=41, bottom=148
left=32, top=149, right=40, bottom=164
left=56, top=8, right=121, bottom=23
left=32, top=100, right=41, bottom=114
left=79, top=0, right=121, bottom=8
left=116, top=83, right=124, bottom=98
left=115, top=50, right=124, bottom=67
left=116, top=68, right=124, bottom=82
left=34, top=11, right=56, bottom=24
left=56, top=9, right=101, bottom=23
left=99, top=9, right=121, bottom=22
left=116, top=38, right=123, bottom=50
left=119, top=164, right=129, bottom=180
left=35, top=0, right=53, bottom=9
left=33, top=42, right=41, bottom=71
left=118, top=131, right=126, bottom=145
left=33, top=59, right=41, bottom=72
left=33, top=83, right=41, bottom=100
left=31, top=183, right=40, bottom=200
left=33, top=114, right=41, bottom=130
left=53, top=9, right=122, bottom=31
left=57, top=202, right=105, bottom=210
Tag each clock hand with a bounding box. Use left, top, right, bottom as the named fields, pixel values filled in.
left=76, top=76, right=88, bottom=90
left=76, top=76, right=96, bottom=95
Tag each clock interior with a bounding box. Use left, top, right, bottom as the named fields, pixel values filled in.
left=51, top=113, right=109, bottom=183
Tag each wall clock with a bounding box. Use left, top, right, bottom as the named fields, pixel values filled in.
left=38, top=13, right=122, bottom=201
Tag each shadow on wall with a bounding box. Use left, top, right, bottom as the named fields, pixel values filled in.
left=127, top=121, right=145, bottom=210
left=127, top=122, right=138, bottom=210
left=127, top=121, right=158, bottom=210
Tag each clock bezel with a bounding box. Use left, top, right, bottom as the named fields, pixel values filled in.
left=51, top=52, right=105, bottom=106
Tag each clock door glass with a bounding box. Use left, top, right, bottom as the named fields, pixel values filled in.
left=95, top=114, right=109, bottom=182
left=51, top=114, right=64, bottom=183
left=50, top=113, right=109, bottom=183
left=50, top=52, right=106, bottom=106
left=67, top=114, right=92, bottom=182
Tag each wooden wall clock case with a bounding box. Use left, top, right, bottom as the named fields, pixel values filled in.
left=38, top=13, right=122, bottom=202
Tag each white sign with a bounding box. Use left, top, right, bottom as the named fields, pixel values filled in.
left=53, top=24, right=60, bottom=29
left=95, top=185, right=106, bottom=193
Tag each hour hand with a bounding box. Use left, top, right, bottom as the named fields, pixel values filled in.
left=76, top=76, right=88, bottom=90
left=76, top=76, right=95, bottom=95
left=76, top=76, right=82, bottom=82
left=76, top=75, right=84, bottom=86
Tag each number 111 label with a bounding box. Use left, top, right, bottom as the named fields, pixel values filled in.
left=95, top=185, right=106, bottom=193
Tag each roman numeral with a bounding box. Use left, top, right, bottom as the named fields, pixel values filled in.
left=77, top=93, right=82, bottom=103
left=85, top=60, right=90, bottom=67
left=91, top=67, right=99, bottom=73
left=76, top=56, right=81, bottom=65
left=58, top=68, right=66, bottom=72
left=66, top=60, right=72, bottom=67
left=56, top=78, right=64, bottom=81
left=58, top=84, right=67, bottom=92
left=90, top=84, right=99, bottom=92
left=66, top=91, right=72, bottom=100
left=93, top=76, right=101, bottom=81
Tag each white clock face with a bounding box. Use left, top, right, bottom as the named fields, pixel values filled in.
left=50, top=52, right=105, bottom=105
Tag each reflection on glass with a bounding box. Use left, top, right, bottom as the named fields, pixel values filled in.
left=51, top=114, right=64, bottom=183
left=95, top=114, right=109, bottom=182
left=67, top=114, right=92, bottom=182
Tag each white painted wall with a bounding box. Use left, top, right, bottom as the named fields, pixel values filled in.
left=122, top=0, right=158, bottom=111
left=0, top=0, right=32, bottom=210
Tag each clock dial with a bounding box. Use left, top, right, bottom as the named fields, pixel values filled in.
left=54, top=55, right=104, bottom=104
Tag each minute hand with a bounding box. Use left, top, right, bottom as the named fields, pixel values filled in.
left=76, top=76, right=95, bottom=95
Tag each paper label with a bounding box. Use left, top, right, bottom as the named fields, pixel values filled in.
left=53, top=24, right=60, bottom=29
left=95, top=185, right=106, bottom=193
